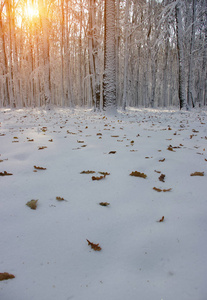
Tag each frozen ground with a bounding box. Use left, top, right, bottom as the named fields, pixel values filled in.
left=0, top=107, right=207, bottom=300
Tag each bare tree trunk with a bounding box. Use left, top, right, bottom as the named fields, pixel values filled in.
left=162, top=31, right=169, bottom=107
left=61, top=0, right=65, bottom=107
left=175, top=0, right=188, bottom=110
left=103, top=0, right=116, bottom=111
left=187, top=0, right=196, bottom=108
left=39, top=0, right=51, bottom=108
left=122, top=0, right=129, bottom=110
left=0, top=5, right=10, bottom=106
left=115, top=0, right=120, bottom=107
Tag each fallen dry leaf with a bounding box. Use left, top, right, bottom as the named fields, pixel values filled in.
left=159, top=174, right=165, bottom=182
left=157, top=216, right=165, bottom=222
left=153, top=187, right=162, bottom=192
left=0, top=272, right=15, bottom=281
left=26, top=199, right=38, bottom=210
left=80, top=170, right=95, bottom=174
left=108, top=151, right=116, bottom=154
left=34, top=166, right=47, bottom=170
left=163, top=188, right=172, bottom=192
left=130, top=171, right=147, bottom=179
left=167, top=145, right=175, bottom=152
left=92, top=175, right=105, bottom=181
left=190, top=171, right=204, bottom=176
left=0, top=171, right=13, bottom=176
left=56, top=196, right=65, bottom=201
left=98, top=172, right=110, bottom=176
left=159, top=158, right=165, bottom=162
left=86, top=239, right=102, bottom=251
left=99, top=202, right=110, bottom=206
left=153, top=187, right=172, bottom=192
left=154, top=170, right=161, bottom=174
left=38, top=146, right=47, bottom=150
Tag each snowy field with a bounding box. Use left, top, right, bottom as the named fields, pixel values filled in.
left=0, top=107, right=207, bottom=300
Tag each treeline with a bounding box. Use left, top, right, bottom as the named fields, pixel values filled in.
left=0, top=0, right=206, bottom=109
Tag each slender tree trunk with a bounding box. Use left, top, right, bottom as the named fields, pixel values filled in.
left=187, top=0, right=196, bottom=108
left=122, top=0, right=129, bottom=110
left=115, top=0, right=120, bottom=107
left=175, top=0, right=188, bottom=110
left=39, top=0, right=51, bottom=108
left=162, top=31, right=169, bottom=107
left=61, top=0, right=65, bottom=107
left=0, top=7, right=10, bottom=106
left=103, top=0, right=116, bottom=111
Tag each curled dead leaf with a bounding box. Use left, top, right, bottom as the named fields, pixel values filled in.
left=92, top=175, right=105, bottom=181
left=130, top=171, right=147, bottom=179
left=98, top=172, right=110, bottom=176
left=56, top=196, right=65, bottom=201
left=34, top=166, right=47, bottom=170
left=86, top=239, right=102, bottom=251
left=153, top=187, right=162, bottom=192
left=159, top=158, right=165, bottom=162
left=167, top=145, right=175, bottom=152
left=153, top=187, right=172, bottom=192
left=159, top=174, right=165, bottom=182
left=99, top=202, right=110, bottom=206
left=157, top=216, right=165, bottom=222
left=0, top=272, right=15, bottom=281
left=190, top=172, right=204, bottom=176
left=80, top=170, right=95, bottom=174
left=26, top=199, right=38, bottom=210
left=163, top=188, right=172, bottom=192
left=0, top=171, right=13, bottom=176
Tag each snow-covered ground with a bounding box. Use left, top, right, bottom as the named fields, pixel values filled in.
left=0, top=107, right=207, bottom=300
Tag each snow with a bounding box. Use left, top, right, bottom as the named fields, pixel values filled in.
left=0, top=107, right=207, bottom=300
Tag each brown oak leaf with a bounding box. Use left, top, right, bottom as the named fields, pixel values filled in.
left=99, top=202, right=110, bottom=206
left=86, top=239, right=102, bottom=251
left=92, top=175, right=105, bottom=181
left=159, top=174, right=165, bottom=182
left=0, top=171, right=13, bottom=176
left=0, top=273, right=15, bottom=281
left=190, top=171, right=204, bottom=176
left=130, top=171, right=147, bottom=179
left=34, top=166, right=47, bottom=170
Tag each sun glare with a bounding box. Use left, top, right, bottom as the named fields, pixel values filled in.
left=25, top=4, right=39, bottom=19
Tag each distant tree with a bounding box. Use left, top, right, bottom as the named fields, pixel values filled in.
left=103, top=0, right=116, bottom=112
left=175, top=0, right=188, bottom=110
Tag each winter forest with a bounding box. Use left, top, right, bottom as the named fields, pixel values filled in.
left=1, top=1, right=207, bottom=299
left=0, top=0, right=206, bottom=110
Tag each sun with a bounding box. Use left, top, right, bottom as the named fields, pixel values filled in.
left=25, top=3, right=39, bottom=19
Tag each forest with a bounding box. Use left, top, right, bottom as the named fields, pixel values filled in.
left=0, top=0, right=206, bottom=110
